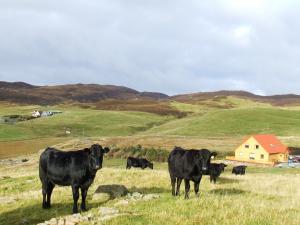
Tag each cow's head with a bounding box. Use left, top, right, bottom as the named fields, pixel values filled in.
left=198, top=149, right=217, bottom=172
left=89, top=144, right=110, bottom=170
left=220, top=163, right=228, bottom=172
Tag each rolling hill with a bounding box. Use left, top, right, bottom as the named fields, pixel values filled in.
left=2, top=81, right=300, bottom=107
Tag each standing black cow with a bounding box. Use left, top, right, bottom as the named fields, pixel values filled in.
left=39, top=144, right=110, bottom=213
left=207, top=163, right=227, bottom=184
left=168, top=147, right=217, bottom=199
left=126, top=157, right=153, bottom=170
left=232, top=165, right=247, bottom=175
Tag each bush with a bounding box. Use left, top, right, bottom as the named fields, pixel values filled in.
left=108, top=145, right=169, bottom=162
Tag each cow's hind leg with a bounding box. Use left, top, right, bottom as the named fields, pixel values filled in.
left=46, top=182, right=55, bottom=208
left=175, top=178, right=182, bottom=196
left=42, top=185, right=47, bottom=209
left=171, top=176, right=176, bottom=196
left=81, top=187, right=88, bottom=211
left=42, top=180, right=53, bottom=209
left=72, top=186, right=80, bottom=214
left=184, top=179, right=190, bottom=199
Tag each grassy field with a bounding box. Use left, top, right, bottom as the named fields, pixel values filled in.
left=2, top=100, right=300, bottom=158
left=0, top=105, right=173, bottom=141
left=145, top=107, right=300, bottom=137
left=2, top=99, right=300, bottom=225
left=0, top=156, right=299, bottom=225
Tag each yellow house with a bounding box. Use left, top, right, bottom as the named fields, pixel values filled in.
left=235, top=134, right=288, bottom=163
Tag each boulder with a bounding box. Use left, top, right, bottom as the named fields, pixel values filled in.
left=94, top=184, right=129, bottom=200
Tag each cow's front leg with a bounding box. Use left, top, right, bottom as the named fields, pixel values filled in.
left=81, top=187, right=88, bottom=211
left=194, top=176, right=202, bottom=197
left=72, top=185, right=79, bottom=214
left=184, top=179, right=190, bottom=199
left=194, top=181, right=200, bottom=197
left=176, top=178, right=182, bottom=196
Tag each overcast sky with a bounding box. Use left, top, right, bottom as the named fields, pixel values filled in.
left=1, top=0, right=300, bottom=95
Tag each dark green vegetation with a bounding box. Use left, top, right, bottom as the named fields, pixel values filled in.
left=108, top=145, right=169, bottom=162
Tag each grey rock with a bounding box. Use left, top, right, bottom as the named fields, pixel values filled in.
left=99, top=207, right=119, bottom=216
left=114, top=199, right=129, bottom=206
left=94, top=185, right=129, bottom=199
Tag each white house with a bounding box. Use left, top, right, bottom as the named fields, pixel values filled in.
left=32, top=111, right=41, bottom=118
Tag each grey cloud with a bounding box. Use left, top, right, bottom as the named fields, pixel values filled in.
left=0, top=0, right=300, bottom=95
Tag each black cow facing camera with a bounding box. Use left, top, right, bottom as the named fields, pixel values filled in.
left=206, top=163, right=227, bottom=184
left=232, top=165, right=247, bottom=175
left=168, top=147, right=217, bottom=199
left=126, top=157, right=153, bottom=170
left=39, top=144, right=110, bottom=214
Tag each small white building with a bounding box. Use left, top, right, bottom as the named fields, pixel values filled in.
left=32, top=111, right=41, bottom=118
left=41, top=111, right=53, bottom=117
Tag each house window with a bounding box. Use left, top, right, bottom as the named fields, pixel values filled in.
left=256, top=145, right=259, bottom=149
left=245, top=144, right=249, bottom=148
left=260, top=154, right=264, bottom=159
left=249, top=153, right=255, bottom=160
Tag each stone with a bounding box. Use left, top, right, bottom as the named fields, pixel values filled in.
left=99, top=207, right=119, bottom=216
left=94, top=184, right=129, bottom=199
left=143, top=194, right=160, bottom=201
left=114, top=199, right=129, bottom=206
left=57, top=218, right=65, bottom=225
left=131, top=192, right=143, bottom=198
left=48, top=218, right=57, bottom=224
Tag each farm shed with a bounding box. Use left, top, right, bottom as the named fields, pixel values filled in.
left=234, top=134, right=288, bottom=163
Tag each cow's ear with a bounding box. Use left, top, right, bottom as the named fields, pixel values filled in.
left=210, top=152, right=217, bottom=158
left=103, top=147, right=110, bottom=153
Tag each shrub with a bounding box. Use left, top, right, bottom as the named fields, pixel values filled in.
left=107, top=145, right=169, bottom=162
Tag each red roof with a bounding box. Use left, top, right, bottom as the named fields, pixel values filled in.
left=245, top=134, right=288, bottom=154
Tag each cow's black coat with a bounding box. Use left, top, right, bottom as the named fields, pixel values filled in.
left=232, top=165, right=247, bottom=175
left=206, top=163, right=227, bottom=184
left=126, top=157, right=153, bottom=170
left=168, top=147, right=217, bottom=199
left=39, top=144, right=110, bottom=213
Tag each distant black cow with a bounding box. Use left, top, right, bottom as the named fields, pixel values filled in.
left=126, top=157, right=153, bottom=170
left=207, top=163, right=227, bottom=184
left=232, top=165, right=247, bottom=175
left=168, top=147, right=217, bottom=199
left=39, top=144, right=110, bottom=213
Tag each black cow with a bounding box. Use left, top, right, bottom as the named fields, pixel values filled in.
left=168, top=147, right=217, bottom=199
left=207, top=163, right=227, bottom=184
left=39, top=144, right=110, bottom=213
left=126, top=157, right=153, bottom=170
left=232, top=165, right=247, bottom=175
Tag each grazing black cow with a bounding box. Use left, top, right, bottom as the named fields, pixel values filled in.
left=207, top=163, right=227, bottom=184
left=168, top=147, right=217, bottom=199
left=232, top=165, right=247, bottom=175
left=39, top=144, right=110, bottom=213
left=126, top=157, right=153, bottom=170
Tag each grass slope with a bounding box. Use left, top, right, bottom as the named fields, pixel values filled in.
left=146, top=108, right=300, bottom=137
left=0, top=157, right=299, bottom=225
left=0, top=106, right=172, bottom=141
